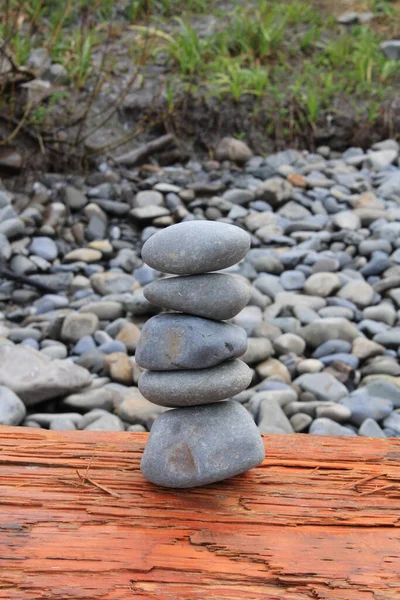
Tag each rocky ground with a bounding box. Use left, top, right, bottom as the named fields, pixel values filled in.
left=1, top=136, right=400, bottom=438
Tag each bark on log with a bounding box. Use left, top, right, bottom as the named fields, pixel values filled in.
left=0, top=426, right=399, bottom=599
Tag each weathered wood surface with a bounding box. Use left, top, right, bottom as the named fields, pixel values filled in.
left=0, top=427, right=400, bottom=599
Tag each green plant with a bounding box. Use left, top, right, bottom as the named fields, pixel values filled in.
left=166, top=18, right=211, bottom=76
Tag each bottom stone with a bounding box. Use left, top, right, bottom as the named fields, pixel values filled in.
left=140, top=401, right=265, bottom=488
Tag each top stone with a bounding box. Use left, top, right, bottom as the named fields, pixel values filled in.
left=141, top=221, right=251, bottom=275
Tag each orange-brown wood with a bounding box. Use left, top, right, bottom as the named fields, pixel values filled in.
left=0, top=426, right=400, bottom=599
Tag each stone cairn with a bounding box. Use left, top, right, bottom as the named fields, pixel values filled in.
left=136, top=220, right=265, bottom=488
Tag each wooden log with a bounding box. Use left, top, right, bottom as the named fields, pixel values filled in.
left=0, top=426, right=399, bottom=599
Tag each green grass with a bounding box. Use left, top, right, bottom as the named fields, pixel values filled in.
left=0, top=0, right=399, bottom=159
left=153, top=0, right=399, bottom=127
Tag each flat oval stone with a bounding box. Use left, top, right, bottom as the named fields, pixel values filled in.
left=141, top=221, right=251, bottom=275
left=144, top=273, right=251, bottom=320
left=140, top=401, right=265, bottom=488
left=136, top=313, right=247, bottom=370
left=138, top=359, right=252, bottom=407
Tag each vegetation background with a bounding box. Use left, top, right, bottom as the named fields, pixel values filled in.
left=0, top=0, right=399, bottom=173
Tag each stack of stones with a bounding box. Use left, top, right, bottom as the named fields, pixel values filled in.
left=136, top=221, right=265, bottom=488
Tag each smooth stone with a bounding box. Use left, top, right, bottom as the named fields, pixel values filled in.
left=0, top=345, right=91, bottom=405
left=98, top=341, right=127, bottom=355
left=339, top=391, right=393, bottom=426
left=274, top=333, right=305, bottom=356
left=309, top=418, right=357, bottom=436
left=27, top=412, right=83, bottom=427
left=72, top=335, right=97, bottom=355
left=0, top=386, right=26, bottom=425
left=104, top=353, right=134, bottom=385
left=296, top=359, right=323, bottom=374
left=138, top=359, right=252, bottom=407
left=232, top=305, right=263, bottom=335
left=363, top=381, right=400, bottom=408
left=136, top=313, right=247, bottom=371
left=382, top=412, right=400, bottom=434
left=246, top=387, right=297, bottom=413
left=359, top=418, right=386, bottom=438
left=295, top=372, right=348, bottom=402
left=90, top=272, right=139, bottom=295
left=114, top=389, right=169, bottom=429
left=41, top=345, right=68, bottom=360
left=352, top=338, right=384, bottom=360
left=133, top=190, right=164, bottom=208
left=29, top=236, right=58, bottom=261
left=258, top=398, right=294, bottom=434
left=8, top=328, right=42, bottom=342
left=242, top=338, right=273, bottom=365
left=141, top=221, right=250, bottom=275
left=280, top=270, right=305, bottom=291
left=50, top=417, right=77, bottom=431
left=144, top=273, right=251, bottom=321
left=62, top=388, right=115, bottom=411
left=301, top=318, right=362, bottom=348
left=290, top=413, right=313, bottom=432
left=140, top=401, right=265, bottom=488
left=284, top=400, right=337, bottom=418
left=337, top=281, right=374, bottom=308
left=116, top=322, right=141, bottom=353
left=373, top=328, right=400, bottom=347
left=61, top=312, right=99, bottom=343
left=304, top=272, right=341, bottom=297
left=127, top=424, right=147, bottom=432
left=319, top=353, right=359, bottom=369
left=315, top=404, right=352, bottom=423
left=79, top=301, right=124, bottom=321
left=85, top=414, right=125, bottom=431
left=64, top=248, right=102, bottom=263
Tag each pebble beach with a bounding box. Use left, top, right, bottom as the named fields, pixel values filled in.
left=1, top=137, right=400, bottom=440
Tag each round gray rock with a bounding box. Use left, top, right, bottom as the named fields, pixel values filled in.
left=138, top=359, right=252, bottom=407
left=144, top=273, right=251, bottom=320
left=136, top=313, right=247, bottom=371
left=141, top=221, right=251, bottom=275
left=29, top=236, right=58, bottom=261
left=0, top=386, right=26, bottom=425
left=140, top=401, right=265, bottom=488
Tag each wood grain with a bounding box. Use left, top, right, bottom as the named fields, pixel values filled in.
left=0, top=426, right=400, bottom=599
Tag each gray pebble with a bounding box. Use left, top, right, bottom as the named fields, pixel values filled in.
left=142, top=221, right=250, bottom=274
left=139, top=358, right=252, bottom=407
left=363, top=381, right=400, bottom=408
left=140, top=401, right=265, bottom=488
left=319, top=353, right=359, bottom=369
left=41, top=345, right=68, bottom=360
left=359, top=418, right=386, bottom=438
left=290, top=413, right=312, bottom=432
left=295, top=372, right=348, bottom=402
left=280, top=270, right=305, bottom=290
left=144, top=273, right=251, bottom=321
left=62, top=388, right=115, bottom=411
left=136, top=313, right=247, bottom=371
left=50, top=417, right=77, bottom=431
left=61, top=312, right=99, bottom=343
left=0, top=386, right=26, bottom=426
left=29, top=236, right=58, bottom=261
left=382, top=412, right=400, bottom=434
left=85, top=414, right=124, bottom=431
left=339, top=391, right=393, bottom=426
left=98, top=340, right=127, bottom=355
left=258, top=398, right=294, bottom=434
left=315, top=404, right=352, bottom=422
left=72, top=335, right=97, bottom=355
left=310, top=418, right=357, bottom=436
